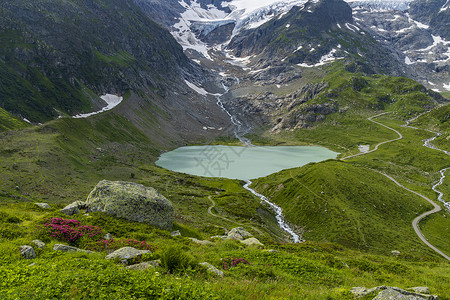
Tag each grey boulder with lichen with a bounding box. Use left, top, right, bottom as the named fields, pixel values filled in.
left=86, top=180, right=174, bottom=231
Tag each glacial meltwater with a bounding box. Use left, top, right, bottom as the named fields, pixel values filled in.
left=156, top=145, right=339, bottom=180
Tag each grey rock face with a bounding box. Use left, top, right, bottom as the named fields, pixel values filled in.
left=86, top=180, right=174, bottom=231
left=199, top=262, right=224, bottom=277
left=105, top=247, right=151, bottom=264
left=20, top=246, right=36, bottom=259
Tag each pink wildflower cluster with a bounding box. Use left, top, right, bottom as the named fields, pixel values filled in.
left=86, top=238, right=155, bottom=252
left=36, top=218, right=103, bottom=244
left=222, top=257, right=250, bottom=270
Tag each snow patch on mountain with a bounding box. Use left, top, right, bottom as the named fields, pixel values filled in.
left=298, top=48, right=343, bottom=67
left=73, top=94, right=123, bottom=119
left=443, top=82, right=450, bottom=91
left=171, top=0, right=308, bottom=58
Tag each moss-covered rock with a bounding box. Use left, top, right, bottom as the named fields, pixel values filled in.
left=86, top=180, right=174, bottom=231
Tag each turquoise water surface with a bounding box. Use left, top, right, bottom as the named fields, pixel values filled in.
left=156, top=145, right=339, bottom=180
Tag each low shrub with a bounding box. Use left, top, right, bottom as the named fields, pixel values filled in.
left=35, top=218, right=103, bottom=245
left=0, top=224, right=25, bottom=240
left=222, top=256, right=250, bottom=270
left=161, top=246, right=196, bottom=274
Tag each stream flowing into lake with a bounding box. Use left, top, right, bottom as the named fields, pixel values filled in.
left=405, top=117, right=450, bottom=210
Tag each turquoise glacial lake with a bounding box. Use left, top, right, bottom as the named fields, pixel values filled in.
left=156, top=145, right=339, bottom=180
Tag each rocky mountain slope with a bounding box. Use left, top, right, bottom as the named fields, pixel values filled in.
left=0, top=0, right=228, bottom=143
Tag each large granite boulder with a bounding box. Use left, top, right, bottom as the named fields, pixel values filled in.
left=86, top=180, right=174, bottom=230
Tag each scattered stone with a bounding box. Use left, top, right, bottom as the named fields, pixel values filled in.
left=189, top=238, right=214, bottom=246
left=53, top=244, right=93, bottom=253
left=240, top=237, right=264, bottom=247
left=28, top=263, right=36, bottom=267
left=104, top=233, right=113, bottom=240
left=31, top=240, right=46, bottom=249
left=60, top=201, right=86, bottom=216
left=227, top=227, right=252, bottom=240
left=391, top=250, right=401, bottom=256
left=20, top=245, right=36, bottom=259
left=350, top=286, right=438, bottom=299
left=86, top=180, right=174, bottom=230
left=35, top=203, right=51, bottom=209
left=263, top=249, right=279, bottom=253
left=171, top=230, right=181, bottom=237
left=199, top=262, right=223, bottom=277
left=105, top=247, right=151, bottom=264
left=126, top=260, right=160, bottom=271
left=210, top=235, right=228, bottom=240
left=409, top=287, right=430, bottom=294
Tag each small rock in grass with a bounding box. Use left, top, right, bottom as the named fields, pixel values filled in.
left=409, top=287, right=430, bottom=294
left=60, top=201, right=86, bottom=216
left=263, top=249, right=278, bottom=253
left=210, top=235, right=228, bottom=240
left=189, top=238, right=214, bottom=246
left=227, top=227, right=252, bottom=240
left=35, top=203, right=51, bottom=209
left=199, top=262, right=223, bottom=277
left=104, top=233, right=113, bottom=240
left=391, top=250, right=401, bottom=256
left=126, top=260, right=160, bottom=271
left=240, top=238, right=264, bottom=247
left=171, top=230, right=181, bottom=237
left=105, top=247, right=151, bottom=264
left=32, top=240, right=46, bottom=249
left=20, top=245, right=36, bottom=259
left=53, top=244, right=93, bottom=253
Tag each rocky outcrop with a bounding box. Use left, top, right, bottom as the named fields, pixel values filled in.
left=351, top=286, right=437, bottom=300
left=20, top=246, right=36, bottom=259
left=105, top=247, right=151, bottom=264
left=86, top=180, right=174, bottom=231
left=199, top=262, right=224, bottom=277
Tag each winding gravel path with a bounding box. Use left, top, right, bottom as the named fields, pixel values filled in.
left=341, top=112, right=449, bottom=261
left=340, top=113, right=403, bottom=160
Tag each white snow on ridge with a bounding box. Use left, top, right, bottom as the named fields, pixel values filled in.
left=444, top=82, right=450, bottom=91
left=73, top=94, right=123, bottom=119
left=172, top=0, right=308, bottom=58
left=298, top=48, right=343, bottom=67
